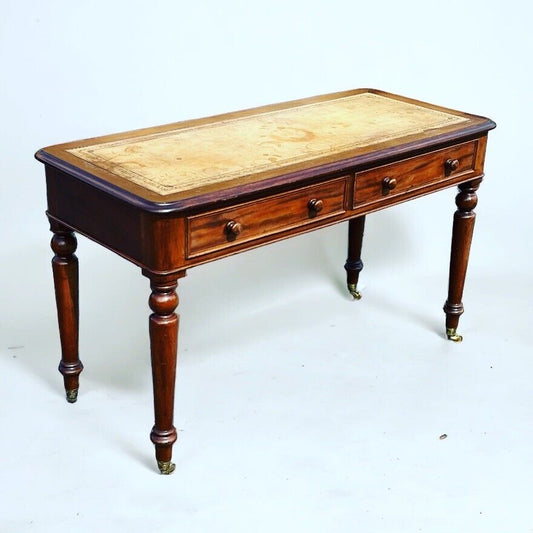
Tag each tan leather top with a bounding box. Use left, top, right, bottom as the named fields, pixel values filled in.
left=67, top=92, right=468, bottom=196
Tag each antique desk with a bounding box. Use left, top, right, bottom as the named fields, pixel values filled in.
left=36, top=89, right=495, bottom=474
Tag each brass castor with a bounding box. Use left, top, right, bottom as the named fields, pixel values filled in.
left=347, top=283, right=362, bottom=300
left=157, top=460, right=176, bottom=475
left=66, top=389, right=78, bottom=403
left=446, top=328, right=463, bottom=343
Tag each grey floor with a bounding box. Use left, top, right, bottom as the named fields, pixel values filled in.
left=2, top=194, right=531, bottom=532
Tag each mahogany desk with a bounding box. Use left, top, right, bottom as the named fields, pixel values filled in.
left=36, top=89, right=495, bottom=474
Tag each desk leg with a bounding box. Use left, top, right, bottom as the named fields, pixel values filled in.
left=148, top=274, right=180, bottom=474
left=50, top=222, right=83, bottom=403
left=345, top=216, right=366, bottom=299
left=443, top=178, right=482, bottom=342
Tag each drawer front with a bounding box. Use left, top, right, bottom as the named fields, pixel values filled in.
left=354, top=141, right=478, bottom=206
left=187, top=177, right=347, bottom=258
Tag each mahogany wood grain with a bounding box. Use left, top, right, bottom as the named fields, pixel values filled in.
left=36, top=89, right=495, bottom=474
left=354, top=140, right=477, bottom=207
left=186, top=177, right=347, bottom=258
left=50, top=221, right=83, bottom=403
left=443, top=179, right=482, bottom=337
left=146, top=273, right=184, bottom=474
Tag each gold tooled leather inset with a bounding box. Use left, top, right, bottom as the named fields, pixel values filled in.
left=68, top=93, right=467, bottom=196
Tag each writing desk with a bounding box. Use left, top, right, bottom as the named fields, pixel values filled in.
left=36, top=89, right=495, bottom=474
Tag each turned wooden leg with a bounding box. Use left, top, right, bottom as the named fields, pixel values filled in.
left=50, top=222, right=83, bottom=403
left=344, top=216, right=366, bottom=299
left=443, top=178, right=482, bottom=342
left=147, top=274, right=181, bottom=474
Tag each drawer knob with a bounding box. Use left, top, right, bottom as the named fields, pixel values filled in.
left=445, top=158, right=460, bottom=172
left=225, top=220, right=243, bottom=237
left=308, top=198, right=324, bottom=214
left=382, top=177, right=397, bottom=191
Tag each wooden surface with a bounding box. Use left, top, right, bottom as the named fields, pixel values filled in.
left=354, top=140, right=477, bottom=206
left=38, top=89, right=495, bottom=474
left=42, top=135, right=490, bottom=274
left=186, top=177, right=347, bottom=258
left=50, top=222, right=83, bottom=402
left=36, top=89, right=494, bottom=208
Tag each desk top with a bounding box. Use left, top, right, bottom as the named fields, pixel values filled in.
left=36, top=89, right=494, bottom=210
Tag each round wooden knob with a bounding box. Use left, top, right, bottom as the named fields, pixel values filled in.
left=308, top=198, right=324, bottom=213
left=446, top=158, right=460, bottom=172
left=382, top=177, right=397, bottom=191
left=225, top=220, right=243, bottom=236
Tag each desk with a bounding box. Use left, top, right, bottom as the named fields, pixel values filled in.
left=36, top=89, right=495, bottom=474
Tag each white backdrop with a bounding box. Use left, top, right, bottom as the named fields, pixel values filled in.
left=1, top=1, right=532, bottom=531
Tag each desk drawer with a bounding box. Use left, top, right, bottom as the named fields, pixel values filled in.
left=187, top=177, right=347, bottom=258
left=354, top=141, right=478, bottom=206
